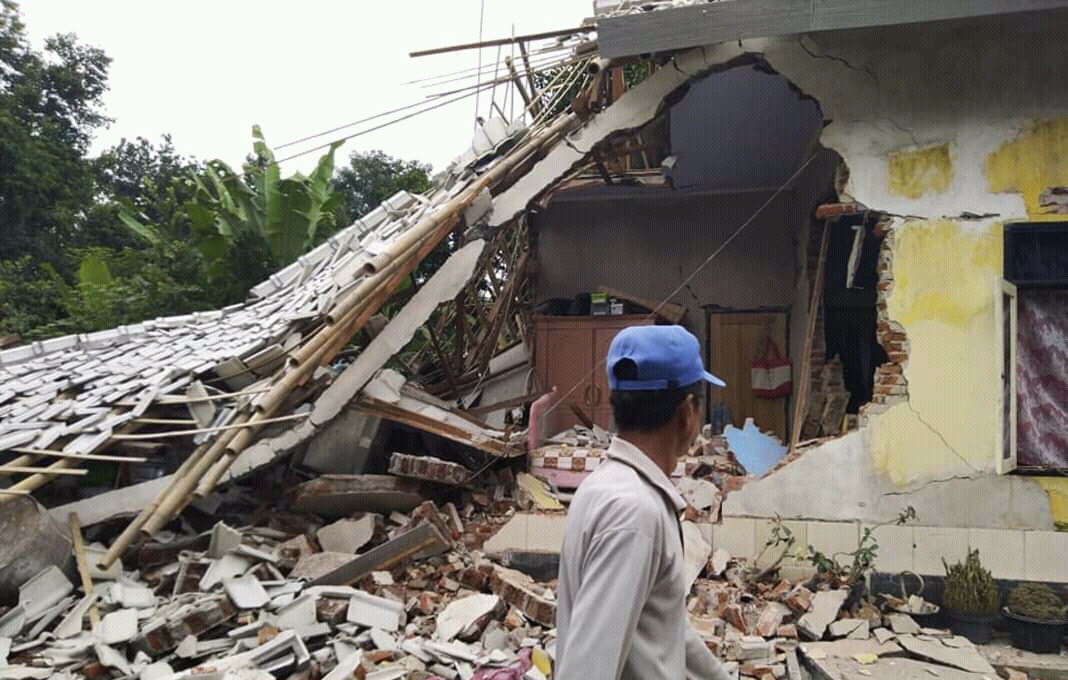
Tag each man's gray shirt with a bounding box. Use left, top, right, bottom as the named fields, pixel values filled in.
left=555, top=437, right=730, bottom=680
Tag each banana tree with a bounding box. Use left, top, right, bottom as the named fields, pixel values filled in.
left=122, top=126, right=344, bottom=277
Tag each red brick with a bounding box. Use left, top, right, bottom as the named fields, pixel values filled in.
left=723, top=604, right=748, bottom=634
left=777, top=624, right=798, bottom=639
left=784, top=586, right=813, bottom=614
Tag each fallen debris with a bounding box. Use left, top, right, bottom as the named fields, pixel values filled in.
left=290, top=474, right=423, bottom=517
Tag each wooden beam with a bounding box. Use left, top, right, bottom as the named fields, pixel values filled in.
left=68, top=513, right=101, bottom=628
left=410, top=26, right=594, bottom=58
left=597, top=0, right=1068, bottom=59
left=788, top=220, right=831, bottom=456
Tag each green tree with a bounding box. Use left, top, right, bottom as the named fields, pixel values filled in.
left=333, top=150, right=432, bottom=224
left=0, top=0, right=110, bottom=267
left=122, top=127, right=345, bottom=300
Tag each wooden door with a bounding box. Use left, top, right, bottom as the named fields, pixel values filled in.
left=535, top=318, right=594, bottom=435
left=709, top=312, right=789, bottom=441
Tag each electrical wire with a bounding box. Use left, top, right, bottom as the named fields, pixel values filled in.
left=272, top=80, right=499, bottom=166
left=473, top=0, right=486, bottom=132
left=404, top=42, right=571, bottom=86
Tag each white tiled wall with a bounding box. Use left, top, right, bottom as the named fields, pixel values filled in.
left=482, top=513, right=1068, bottom=583
left=715, top=518, right=1068, bottom=583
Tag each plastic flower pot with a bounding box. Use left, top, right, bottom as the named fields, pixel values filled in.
left=1004, top=609, right=1066, bottom=654
left=946, top=608, right=998, bottom=645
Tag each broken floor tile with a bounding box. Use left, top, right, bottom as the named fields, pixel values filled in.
left=95, top=609, right=138, bottom=645
left=896, top=634, right=996, bottom=675
left=199, top=553, right=252, bottom=591
left=888, top=613, right=923, bottom=635
left=797, top=589, right=847, bottom=640
left=436, top=594, right=501, bottom=642
left=223, top=575, right=270, bottom=610
left=347, top=591, right=405, bottom=632
left=316, top=515, right=376, bottom=554
left=207, top=521, right=243, bottom=559
left=275, top=594, right=318, bottom=630
left=828, top=618, right=867, bottom=640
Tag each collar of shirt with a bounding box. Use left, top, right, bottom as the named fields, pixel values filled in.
left=606, top=436, right=686, bottom=512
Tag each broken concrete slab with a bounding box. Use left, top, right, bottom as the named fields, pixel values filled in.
left=888, top=612, right=923, bottom=635
left=316, top=515, right=376, bottom=554
left=290, top=474, right=423, bottom=517
left=797, top=589, right=848, bottom=640
left=290, top=552, right=359, bottom=582
left=808, top=656, right=992, bottom=680
left=18, top=566, right=73, bottom=621
left=139, top=661, right=174, bottom=680
left=389, top=452, right=471, bottom=486
left=872, top=627, right=896, bottom=645
left=674, top=477, right=721, bottom=511
left=222, top=575, right=270, bottom=610
left=0, top=498, right=72, bottom=602
left=828, top=618, right=868, bottom=640
left=347, top=591, right=405, bottom=632
left=436, top=594, right=500, bottom=642
left=799, top=638, right=902, bottom=661
left=308, top=522, right=450, bottom=587
left=682, top=520, right=711, bottom=591
left=896, top=634, right=996, bottom=675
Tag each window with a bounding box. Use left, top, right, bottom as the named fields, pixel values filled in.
left=998, top=222, right=1068, bottom=472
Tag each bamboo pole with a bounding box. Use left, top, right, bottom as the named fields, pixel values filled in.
left=104, top=112, right=580, bottom=553
left=0, top=465, right=87, bottom=476
left=12, top=448, right=148, bottom=463
left=110, top=412, right=308, bottom=440
left=0, top=458, right=78, bottom=504
left=68, top=513, right=101, bottom=628
left=96, top=440, right=212, bottom=568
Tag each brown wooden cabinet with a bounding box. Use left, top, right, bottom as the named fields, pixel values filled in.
left=534, top=315, right=653, bottom=435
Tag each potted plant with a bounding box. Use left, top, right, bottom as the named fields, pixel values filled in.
left=942, top=550, right=1000, bottom=644
left=1004, top=583, right=1067, bottom=654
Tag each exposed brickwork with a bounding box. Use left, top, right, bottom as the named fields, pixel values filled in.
left=863, top=223, right=910, bottom=418
left=388, top=452, right=470, bottom=486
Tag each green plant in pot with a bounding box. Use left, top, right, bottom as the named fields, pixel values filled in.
left=942, top=549, right=1000, bottom=644
left=1004, top=583, right=1067, bottom=654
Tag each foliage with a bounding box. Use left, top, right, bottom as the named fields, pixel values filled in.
left=0, top=1, right=110, bottom=266
left=943, top=549, right=1000, bottom=616
left=803, top=506, right=917, bottom=587
left=333, top=150, right=431, bottom=225
left=0, top=2, right=438, bottom=343
left=531, top=62, right=593, bottom=119
left=1006, top=583, right=1066, bottom=621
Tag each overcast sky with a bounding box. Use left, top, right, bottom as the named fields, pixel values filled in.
left=20, top=0, right=591, bottom=173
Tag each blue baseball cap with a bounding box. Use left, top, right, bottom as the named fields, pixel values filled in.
left=607, top=325, right=726, bottom=391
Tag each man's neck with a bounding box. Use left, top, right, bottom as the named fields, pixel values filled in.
left=617, top=430, right=678, bottom=477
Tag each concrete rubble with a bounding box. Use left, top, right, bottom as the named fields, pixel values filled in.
left=2, top=444, right=1045, bottom=680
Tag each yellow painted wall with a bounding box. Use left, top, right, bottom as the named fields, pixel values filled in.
left=869, top=117, right=1068, bottom=525
left=987, top=118, right=1068, bottom=220
left=870, top=220, right=1002, bottom=486
left=888, top=144, right=954, bottom=199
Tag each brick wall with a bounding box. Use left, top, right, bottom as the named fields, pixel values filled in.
left=864, top=222, right=910, bottom=417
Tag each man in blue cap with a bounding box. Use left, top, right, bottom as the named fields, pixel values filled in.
left=555, top=325, right=730, bottom=680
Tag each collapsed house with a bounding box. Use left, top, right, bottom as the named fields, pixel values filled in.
left=2, top=1, right=1068, bottom=678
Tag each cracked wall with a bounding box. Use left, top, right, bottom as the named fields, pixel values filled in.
left=709, top=13, right=1068, bottom=529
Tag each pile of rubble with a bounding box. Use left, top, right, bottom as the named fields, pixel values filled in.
left=688, top=556, right=1001, bottom=680
left=0, top=455, right=560, bottom=680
